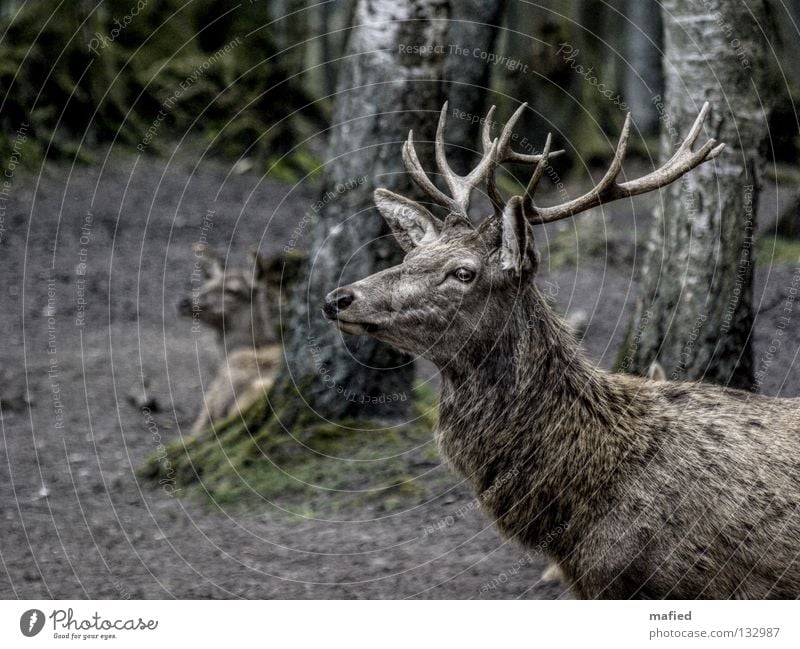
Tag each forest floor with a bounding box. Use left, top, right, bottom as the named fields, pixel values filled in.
left=1, top=148, right=799, bottom=599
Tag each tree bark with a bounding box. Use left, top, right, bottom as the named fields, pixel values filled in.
left=269, top=0, right=449, bottom=423
left=624, top=0, right=772, bottom=390
left=623, top=0, right=663, bottom=137
left=443, top=0, right=506, bottom=175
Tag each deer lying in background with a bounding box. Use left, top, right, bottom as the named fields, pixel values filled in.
left=323, top=102, right=800, bottom=599
left=179, top=245, right=281, bottom=434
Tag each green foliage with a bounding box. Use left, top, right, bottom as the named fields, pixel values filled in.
left=139, top=379, right=444, bottom=515
left=0, top=0, right=325, bottom=176
left=757, top=234, right=800, bottom=266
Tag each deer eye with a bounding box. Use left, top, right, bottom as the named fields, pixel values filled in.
left=452, top=267, right=475, bottom=283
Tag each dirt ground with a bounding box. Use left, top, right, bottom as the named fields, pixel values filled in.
left=0, top=149, right=798, bottom=599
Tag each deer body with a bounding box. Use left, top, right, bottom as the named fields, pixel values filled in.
left=323, top=101, right=800, bottom=598
left=437, top=283, right=800, bottom=598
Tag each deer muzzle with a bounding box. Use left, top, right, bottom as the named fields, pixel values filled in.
left=322, top=286, right=380, bottom=335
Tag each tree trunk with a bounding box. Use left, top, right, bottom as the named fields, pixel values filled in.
left=623, top=0, right=772, bottom=390
left=269, top=0, right=449, bottom=423
left=443, top=0, right=506, bottom=175
left=307, top=0, right=355, bottom=99
left=623, top=0, right=663, bottom=137
left=267, top=0, right=308, bottom=74
left=573, top=0, right=622, bottom=137
left=498, top=0, right=628, bottom=169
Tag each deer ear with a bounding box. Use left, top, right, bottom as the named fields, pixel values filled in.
left=374, top=188, right=441, bottom=252
left=499, top=196, right=536, bottom=275
left=647, top=361, right=667, bottom=381
left=193, top=243, right=223, bottom=279
left=248, top=247, right=269, bottom=281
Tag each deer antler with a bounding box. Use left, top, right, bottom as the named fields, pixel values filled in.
left=402, top=102, right=558, bottom=218
left=519, top=101, right=725, bottom=224
left=402, top=101, right=723, bottom=228
left=481, top=102, right=564, bottom=216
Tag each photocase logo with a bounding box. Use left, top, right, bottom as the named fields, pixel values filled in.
left=20, top=609, right=45, bottom=637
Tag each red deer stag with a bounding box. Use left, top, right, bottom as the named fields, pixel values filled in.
left=323, top=101, right=800, bottom=599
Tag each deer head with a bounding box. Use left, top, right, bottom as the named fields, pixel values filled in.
left=179, top=244, right=277, bottom=351
left=323, top=102, right=723, bottom=366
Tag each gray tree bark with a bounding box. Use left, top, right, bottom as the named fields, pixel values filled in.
left=443, top=0, right=506, bottom=175
left=307, top=0, right=356, bottom=99
left=623, top=0, right=663, bottom=136
left=268, top=0, right=309, bottom=75
left=270, top=0, right=449, bottom=423
left=624, top=0, right=772, bottom=390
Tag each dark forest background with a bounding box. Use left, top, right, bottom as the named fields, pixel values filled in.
left=3, top=0, right=796, bottom=173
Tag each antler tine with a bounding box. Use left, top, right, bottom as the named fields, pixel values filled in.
left=484, top=103, right=567, bottom=217
left=434, top=101, right=501, bottom=215
left=481, top=105, right=506, bottom=213
left=528, top=101, right=724, bottom=225
left=492, top=102, right=566, bottom=164
left=484, top=103, right=528, bottom=216
left=402, top=129, right=460, bottom=214
left=520, top=133, right=553, bottom=218
left=403, top=103, right=502, bottom=217
left=481, top=105, right=497, bottom=153
left=433, top=102, right=459, bottom=201
left=575, top=112, right=633, bottom=203
left=496, top=102, right=528, bottom=156
left=665, top=101, right=725, bottom=168
left=682, top=101, right=711, bottom=151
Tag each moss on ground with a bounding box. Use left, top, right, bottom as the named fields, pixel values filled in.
left=139, top=380, right=443, bottom=514
left=757, top=235, right=800, bottom=266
left=538, top=219, right=636, bottom=271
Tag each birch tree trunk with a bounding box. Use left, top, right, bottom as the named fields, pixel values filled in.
left=623, top=0, right=772, bottom=389
left=269, top=0, right=449, bottom=423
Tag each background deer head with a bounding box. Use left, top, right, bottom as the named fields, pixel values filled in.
left=179, top=244, right=277, bottom=352
left=323, top=102, right=722, bottom=366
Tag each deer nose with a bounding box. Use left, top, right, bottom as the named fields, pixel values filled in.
left=323, top=287, right=355, bottom=318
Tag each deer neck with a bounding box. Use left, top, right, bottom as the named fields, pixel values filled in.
left=219, top=289, right=276, bottom=354
left=436, top=283, right=641, bottom=548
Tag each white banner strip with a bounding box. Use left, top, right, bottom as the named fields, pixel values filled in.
left=2, top=600, right=799, bottom=648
